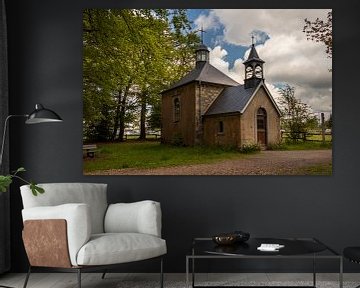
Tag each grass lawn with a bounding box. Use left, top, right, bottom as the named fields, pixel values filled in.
left=268, top=141, right=332, bottom=151
left=295, top=163, right=332, bottom=175
left=83, top=142, right=250, bottom=173
left=83, top=141, right=332, bottom=173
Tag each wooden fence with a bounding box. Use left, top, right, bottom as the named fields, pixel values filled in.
left=281, top=131, right=332, bottom=142
left=123, top=133, right=161, bottom=140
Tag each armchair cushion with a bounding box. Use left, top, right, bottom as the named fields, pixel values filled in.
left=104, top=200, right=162, bottom=237
left=20, top=183, right=108, bottom=234
left=22, top=203, right=91, bottom=266
left=76, top=233, right=166, bottom=266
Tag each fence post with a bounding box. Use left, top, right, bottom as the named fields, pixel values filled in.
left=321, top=113, right=325, bottom=144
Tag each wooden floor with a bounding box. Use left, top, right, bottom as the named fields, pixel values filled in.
left=0, top=273, right=359, bottom=288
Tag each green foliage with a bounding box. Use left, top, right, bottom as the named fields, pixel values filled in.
left=83, top=9, right=200, bottom=142
left=325, top=113, right=332, bottom=129
left=30, top=182, right=45, bottom=196
left=148, top=101, right=161, bottom=131
left=278, top=85, right=315, bottom=142
left=0, top=167, right=44, bottom=196
left=238, top=143, right=261, bottom=154
left=0, top=175, right=12, bottom=192
left=171, top=133, right=184, bottom=146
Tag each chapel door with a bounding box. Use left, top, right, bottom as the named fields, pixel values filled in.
left=257, top=108, right=267, bottom=146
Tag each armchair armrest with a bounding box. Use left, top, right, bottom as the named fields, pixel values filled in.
left=104, top=200, right=162, bottom=237
left=22, top=203, right=91, bottom=266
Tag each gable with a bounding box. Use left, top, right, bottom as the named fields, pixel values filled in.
left=242, top=83, right=281, bottom=116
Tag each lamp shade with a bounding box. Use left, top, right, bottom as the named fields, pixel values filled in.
left=25, top=104, right=63, bottom=124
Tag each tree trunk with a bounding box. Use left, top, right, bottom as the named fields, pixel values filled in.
left=112, top=90, right=122, bottom=141
left=117, top=81, right=132, bottom=142
left=139, top=93, right=147, bottom=140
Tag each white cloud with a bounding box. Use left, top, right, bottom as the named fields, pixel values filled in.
left=209, top=46, right=245, bottom=84
left=195, top=9, right=332, bottom=114
left=194, top=11, right=219, bottom=31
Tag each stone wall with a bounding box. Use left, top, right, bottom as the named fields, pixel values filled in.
left=195, top=83, right=226, bottom=144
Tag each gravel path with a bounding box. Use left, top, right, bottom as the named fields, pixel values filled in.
left=86, top=150, right=332, bottom=176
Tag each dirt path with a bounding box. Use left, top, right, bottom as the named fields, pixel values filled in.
left=86, top=150, right=332, bottom=176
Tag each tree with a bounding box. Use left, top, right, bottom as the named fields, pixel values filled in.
left=325, top=113, right=332, bottom=129
left=303, top=11, right=332, bottom=59
left=278, top=85, right=314, bottom=142
left=83, top=9, right=199, bottom=142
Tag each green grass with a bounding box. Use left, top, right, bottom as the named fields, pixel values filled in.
left=268, top=141, right=332, bottom=151
left=83, top=142, right=250, bottom=172
left=295, top=163, right=332, bottom=175
left=306, top=134, right=332, bottom=142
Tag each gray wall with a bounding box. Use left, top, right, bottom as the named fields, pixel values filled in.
left=6, top=0, right=360, bottom=273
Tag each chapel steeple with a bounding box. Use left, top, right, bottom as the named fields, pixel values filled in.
left=195, top=26, right=210, bottom=69
left=195, top=44, right=210, bottom=68
left=243, top=36, right=265, bottom=89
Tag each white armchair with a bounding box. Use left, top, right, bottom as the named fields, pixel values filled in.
left=20, top=183, right=166, bottom=288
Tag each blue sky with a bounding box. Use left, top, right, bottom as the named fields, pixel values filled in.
left=185, top=9, right=332, bottom=116
left=187, top=9, right=248, bottom=68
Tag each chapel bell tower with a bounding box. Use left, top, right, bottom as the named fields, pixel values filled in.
left=243, top=37, right=265, bottom=89
left=195, top=27, right=210, bottom=69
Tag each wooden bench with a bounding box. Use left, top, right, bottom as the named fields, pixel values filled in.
left=82, top=144, right=97, bottom=158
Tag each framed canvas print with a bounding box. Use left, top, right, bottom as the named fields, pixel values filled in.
left=82, top=9, right=332, bottom=175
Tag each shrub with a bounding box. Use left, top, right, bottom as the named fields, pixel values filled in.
left=171, top=133, right=184, bottom=146
left=239, top=143, right=261, bottom=154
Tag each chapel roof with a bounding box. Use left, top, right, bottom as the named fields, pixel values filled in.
left=164, top=62, right=239, bottom=92
left=204, top=84, right=257, bottom=116
left=205, top=81, right=281, bottom=116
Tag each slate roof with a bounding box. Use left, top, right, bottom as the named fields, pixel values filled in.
left=205, top=84, right=257, bottom=116
left=164, top=62, right=239, bottom=92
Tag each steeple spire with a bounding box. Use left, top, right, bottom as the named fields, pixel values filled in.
left=199, top=25, right=206, bottom=44
left=243, top=38, right=265, bottom=89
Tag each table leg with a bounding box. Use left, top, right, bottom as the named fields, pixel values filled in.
left=313, top=254, right=316, bottom=287
left=186, top=257, right=189, bottom=288
left=339, top=256, right=343, bottom=288
left=192, top=257, right=195, bottom=288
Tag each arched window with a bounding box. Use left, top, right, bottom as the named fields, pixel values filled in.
left=219, top=121, right=224, bottom=133
left=257, top=108, right=266, bottom=129
left=173, top=97, right=180, bottom=122
left=255, top=65, right=263, bottom=78
left=257, top=108, right=267, bottom=145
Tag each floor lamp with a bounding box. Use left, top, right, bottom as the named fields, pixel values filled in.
left=0, top=103, right=62, bottom=288
left=0, top=103, right=63, bottom=167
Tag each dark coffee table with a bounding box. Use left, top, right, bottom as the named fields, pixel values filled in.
left=186, top=237, right=342, bottom=288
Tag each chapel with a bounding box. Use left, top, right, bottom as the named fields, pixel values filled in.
left=161, top=40, right=281, bottom=148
